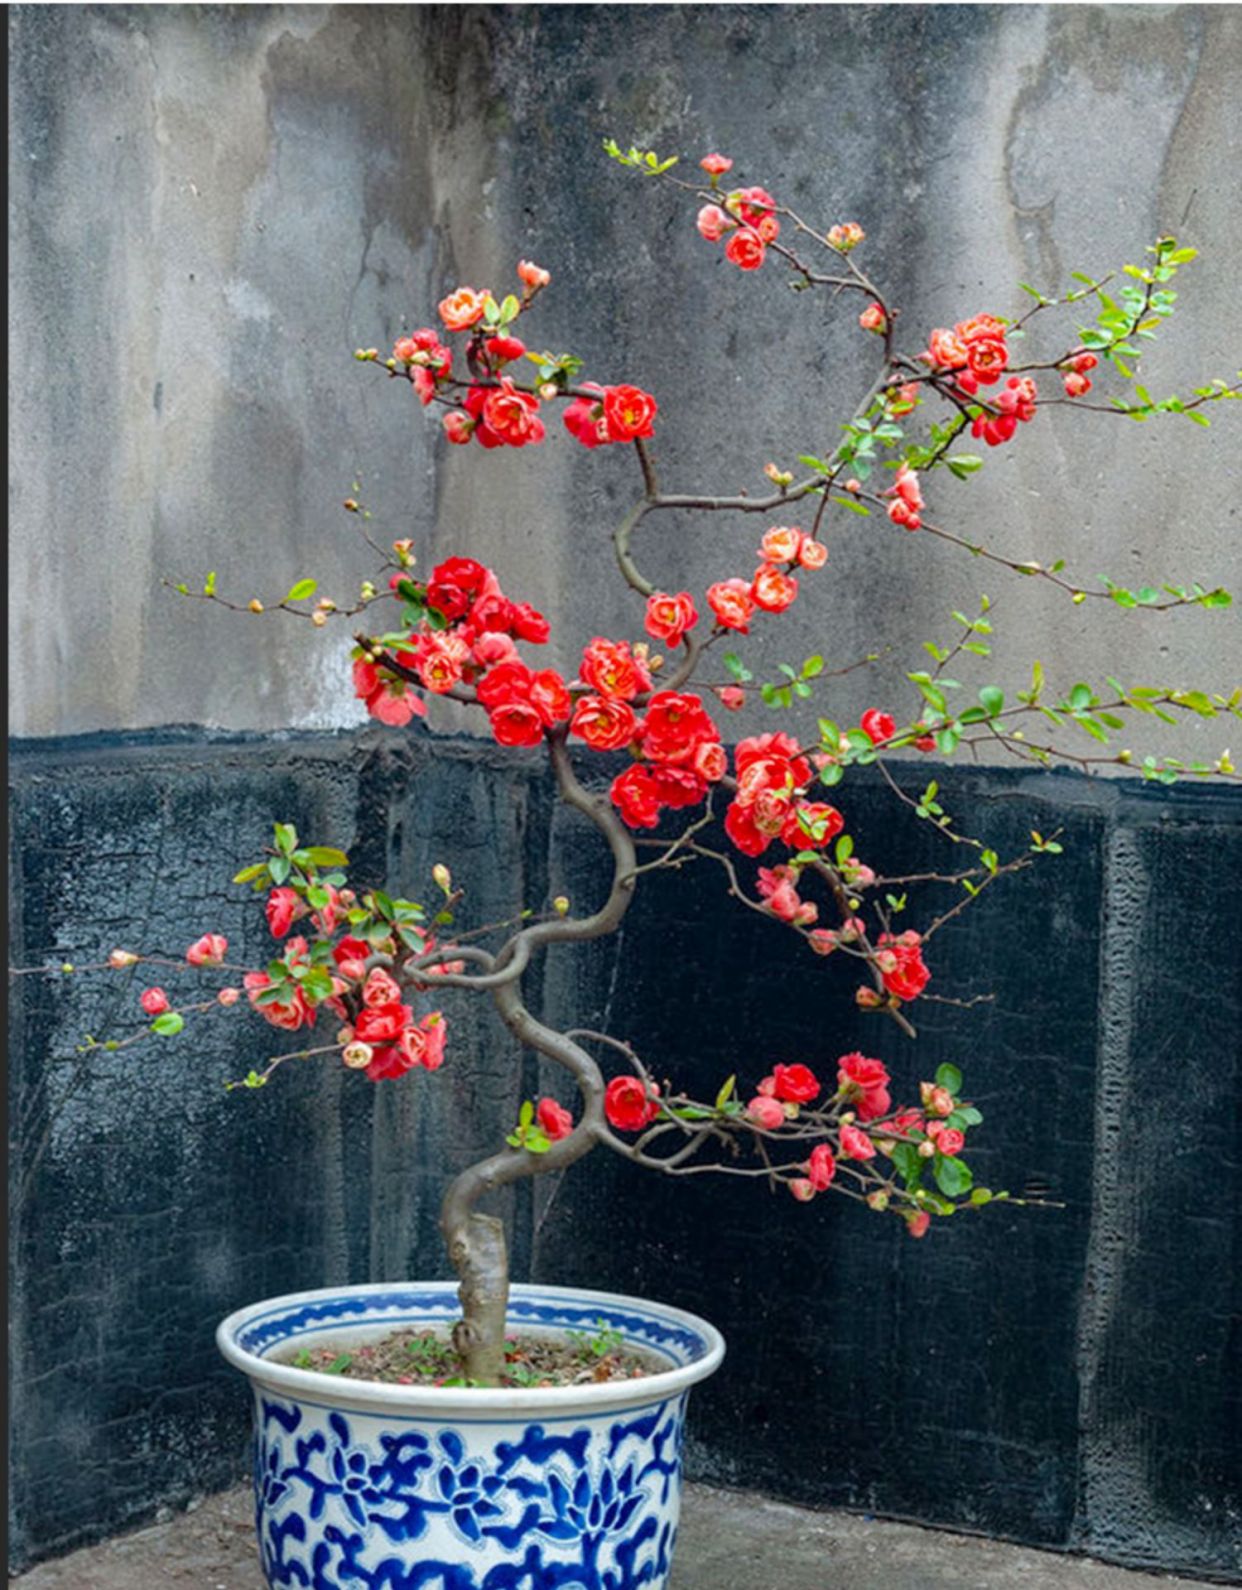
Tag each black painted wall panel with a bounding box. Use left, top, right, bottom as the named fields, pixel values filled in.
left=8, top=732, right=1241, bottom=1577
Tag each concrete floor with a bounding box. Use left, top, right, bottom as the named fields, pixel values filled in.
left=9, top=1484, right=1225, bottom=1590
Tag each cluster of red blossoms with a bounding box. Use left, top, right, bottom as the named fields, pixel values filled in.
left=391, top=262, right=661, bottom=454
left=920, top=314, right=1040, bottom=449
left=706, top=524, right=827, bottom=633
left=352, top=556, right=557, bottom=740
left=695, top=166, right=782, bottom=272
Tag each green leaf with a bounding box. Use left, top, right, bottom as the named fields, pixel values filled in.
left=204, top=571, right=217, bottom=596
left=890, top=1142, right=923, bottom=1188
left=714, top=1075, right=736, bottom=1111
left=978, top=686, right=1004, bottom=718
left=324, top=1354, right=353, bottom=1375
left=934, top=1155, right=973, bottom=1198
left=935, top=1063, right=963, bottom=1096
left=152, top=1011, right=185, bottom=1037
left=304, top=846, right=350, bottom=868
left=232, top=862, right=268, bottom=885
left=274, top=822, right=299, bottom=855
left=268, top=857, right=291, bottom=885
left=946, top=454, right=984, bottom=479
left=286, top=579, right=318, bottom=603
left=835, top=496, right=871, bottom=516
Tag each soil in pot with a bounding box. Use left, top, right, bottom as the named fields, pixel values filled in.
left=275, top=1320, right=668, bottom=1388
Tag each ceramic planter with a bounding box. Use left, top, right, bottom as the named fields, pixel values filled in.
left=217, top=1280, right=725, bottom=1590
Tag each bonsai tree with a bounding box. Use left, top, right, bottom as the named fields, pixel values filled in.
left=24, top=144, right=1240, bottom=1385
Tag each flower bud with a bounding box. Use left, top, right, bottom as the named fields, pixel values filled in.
left=866, top=1190, right=889, bottom=1211
left=217, top=987, right=241, bottom=1006
left=1116, top=749, right=1132, bottom=764
left=855, top=987, right=883, bottom=1009
left=60, top=962, right=75, bottom=974
left=108, top=949, right=139, bottom=969
left=249, top=599, right=264, bottom=614
left=788, top=1178, right=816, bottom=1203
left=553, top=896, right=570, bottom=917
left=342, top=1042, right=373, bottom=1070
left=360, top=582, right=377, bottom=600
left=432, top=863, right=452, bottom=893
left=918, top=1139, right=936, bottom=1158
left=539, top=383, right=559, bottom=401
left=311, top=611, right=328, bottom=627
left=343, top=499, right=359, bottom=513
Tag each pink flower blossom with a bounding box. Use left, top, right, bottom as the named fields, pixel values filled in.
left=186, top=933, right=228, bottom=966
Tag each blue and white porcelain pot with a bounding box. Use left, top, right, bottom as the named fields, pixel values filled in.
left=217, top=1281, right=725, bottom=1590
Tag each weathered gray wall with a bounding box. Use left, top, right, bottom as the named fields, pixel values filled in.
left=9, top=4, right=1241, bottom=758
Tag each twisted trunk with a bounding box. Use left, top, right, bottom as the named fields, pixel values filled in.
left=438, top=732, right=638, bottom=1383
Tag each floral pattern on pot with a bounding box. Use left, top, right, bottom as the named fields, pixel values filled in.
left=253, top=1394, right=685, bottom=1588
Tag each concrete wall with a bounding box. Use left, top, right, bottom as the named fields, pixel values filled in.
left=9, top=4, right=1242, bottom=760
left=8, top=6, right=1242, bottom=1581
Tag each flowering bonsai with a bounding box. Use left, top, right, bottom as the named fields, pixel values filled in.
left=27, top=144, right=1240, bottom=1387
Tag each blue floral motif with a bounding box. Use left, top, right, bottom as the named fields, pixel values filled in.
left=252, top=1398, right=688, bottom=1590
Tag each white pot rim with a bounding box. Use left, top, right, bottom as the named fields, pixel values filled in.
left=218, top=1279, right=726, bottom=1420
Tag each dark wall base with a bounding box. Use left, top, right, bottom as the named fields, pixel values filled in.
left=8, top=730, right=1240, bottom=1577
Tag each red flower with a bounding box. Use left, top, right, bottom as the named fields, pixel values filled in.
left=746, top=1095, right=786, bottom=1129
left=647, top=767, right=708, bottom=809
left=706, top=578, right=756, bottom=633
left=489, top=701, right=545, bottom=748
left=768, top=1062, right=820, bottom=1104
left=700, top=153, right=734, bottom=176
left=965, top=336, right=1008, bottom=384
left=476, top=660, right=535, bottom=710
left=265, top=886, right=300, bottom=939
left=355, top=1000, right=412, bottom=1045
left=837, top=1053, right=892, bottom=1122
left=604, top=1075, right=660, bottom=1131
left=438, top=286, right=489, bottom=331
left=839, top=1123, right=876, bottom=1161
left=580, top=638, right=651, bottom=702
left=644, top=591, right=699, bottom=647
left=529, top=669, right=571, bottom=727
left=751, top=566, right=799, bottom=613
left=511, top=602, right=551, bottom=644
left=186, top=933, right=228, bottom=966
left=536, top=1098, right=574, bottom=1141
left=860, top=709, right=896, bottom=746
left=243, top=972, right=314, bottom=1032
left=610, top=765, right=663, bottom=830
left=603, top=385, right=658, bottom=443
left=780, top=801, right=844, bottom=849
left=563, top=384, right=610, bottom=449
left=696, top=204, right=732, bottom=243
left=876, top=930, right=930, bottom=1002
left=934, top=1126, right=966, bottom=1158
left=571, top=695, right=639, bottom=752
left=485, top=335, right=526, bottom=365
left=332, top=936, right=371, bottom=980
left=140, top=987, right=169, bottom=1016
left=478, top=378, right=545, bottom=448
left=641, top=692, right=719, bottom=766
left=806, top=1143, right=836, bottom=1190
left=724, top=228, right=766, bottom=271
